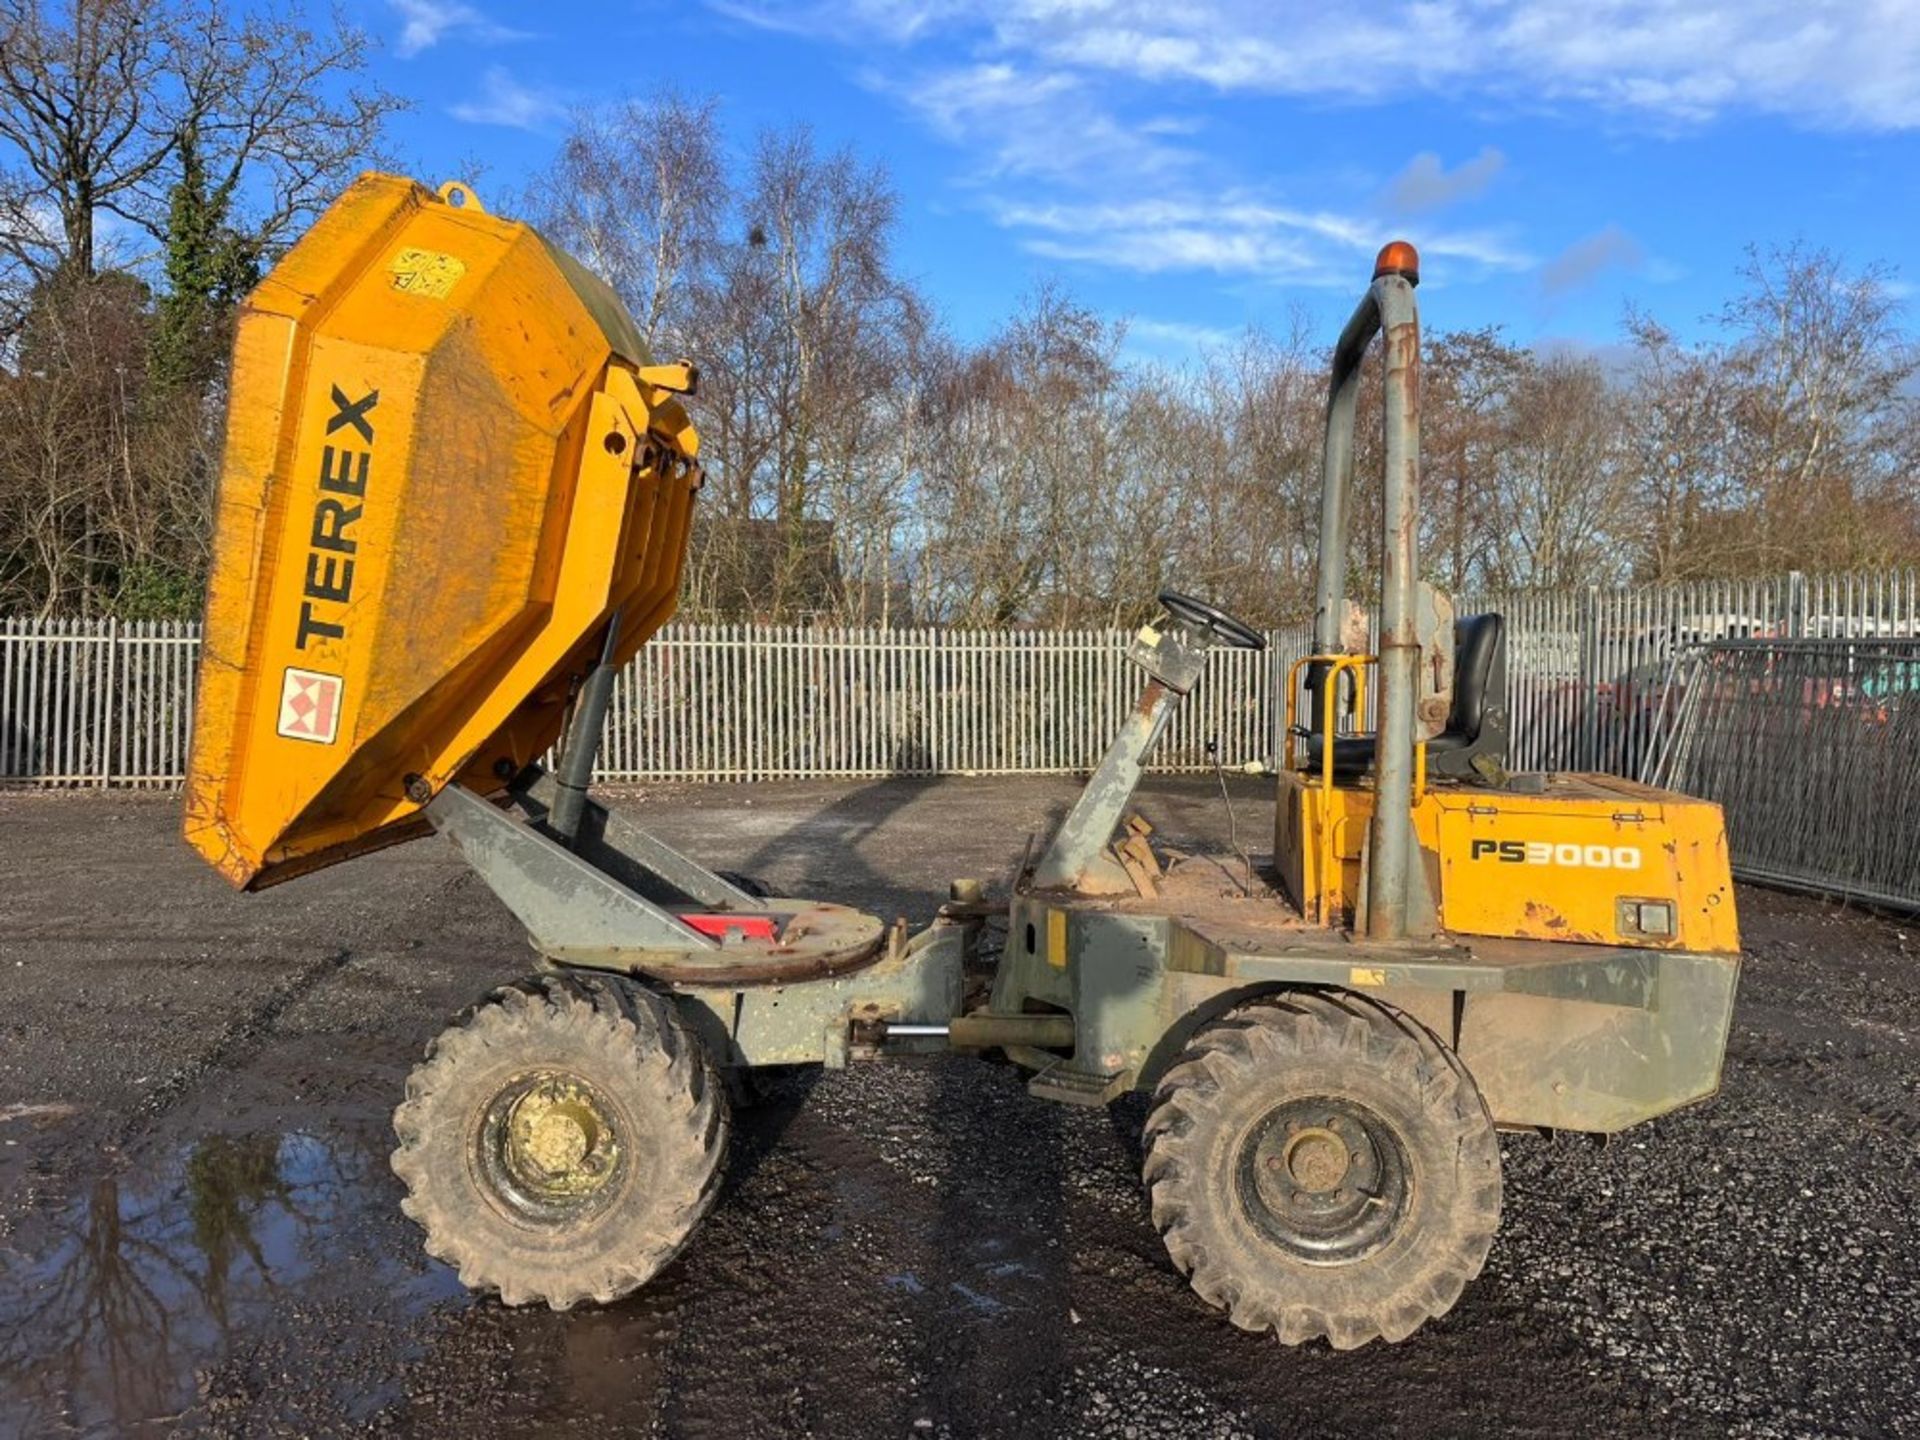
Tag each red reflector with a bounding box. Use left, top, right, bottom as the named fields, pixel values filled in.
left=683, top=914, right=780, bottom=942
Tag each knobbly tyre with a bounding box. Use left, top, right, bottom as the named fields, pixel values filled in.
left=184, top=178, right=1741, bottom=1348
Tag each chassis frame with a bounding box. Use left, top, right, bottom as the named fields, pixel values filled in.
left=425, top=607, right=1737, bottom=1137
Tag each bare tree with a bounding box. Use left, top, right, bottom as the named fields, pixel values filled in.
left=1488, top=354, right=1630, bottom=588
left=0, top=0, right=400, bottom=305
left=9, top=41, right=1920, bottom=629
left=523, top=93, right=724, bottom=355
left=1422, top=328, right=1524, bottom=593
left=1621, top=310, right=1736, bottom=580
left=0, top=0, right=163, bottom=285
left=688, top=125, right=923, bottom=619
left=913, top=285, right=1126, bottom=625
left=0, top=267, right=219, bottom=615
left=1715, top=244, right=1920, bottom=572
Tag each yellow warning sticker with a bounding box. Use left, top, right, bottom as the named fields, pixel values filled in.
left=1348, top=966, right=1388, bottom=987
left=388, top=247, right=466, bottom=299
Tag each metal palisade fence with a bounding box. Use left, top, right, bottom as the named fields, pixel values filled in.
left=0, top=615, right=1302, bottom=786
left=3, top=568, right=1917, bottom=789
left=0, top=618, right=200, bottom=787
left=596, top=624, right=1308, bottom=781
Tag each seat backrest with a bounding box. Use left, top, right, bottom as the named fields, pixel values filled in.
left=1447, top=613, right=1505, bottom=741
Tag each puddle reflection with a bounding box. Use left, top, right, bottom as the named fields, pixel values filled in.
left=0, top=1129, right=462, bottom=1437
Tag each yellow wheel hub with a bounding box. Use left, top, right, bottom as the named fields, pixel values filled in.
left=501, top=1078, right=619, bottom=1200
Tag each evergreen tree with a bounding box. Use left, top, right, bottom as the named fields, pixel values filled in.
left=148, top=130, right=259, bottom=393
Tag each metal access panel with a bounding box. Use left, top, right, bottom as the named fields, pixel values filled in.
left=1431, top=776, right=1739, bottom=952
left=184, top=173, right=703, bottom=889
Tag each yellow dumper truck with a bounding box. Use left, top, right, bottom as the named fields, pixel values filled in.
left=185, top=176, right=1740, bottom=1348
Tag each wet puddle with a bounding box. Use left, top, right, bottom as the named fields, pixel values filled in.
left=827, top=1165, right=1050, bottom=1325
left=0, top=1129, right=465, bottom=1437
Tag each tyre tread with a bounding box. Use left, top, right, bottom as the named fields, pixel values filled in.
left=391, top=971, right=729, bottom=1311
left=1143, top=987, right=1501, bottom=1349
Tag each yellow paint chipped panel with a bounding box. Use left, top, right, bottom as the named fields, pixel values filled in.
left=1434, top=792, right=1738, bottom=952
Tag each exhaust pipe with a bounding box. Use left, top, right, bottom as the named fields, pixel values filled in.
left=1311, top=242, right=1424, bottom=940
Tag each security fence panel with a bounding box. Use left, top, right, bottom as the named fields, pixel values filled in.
left=1647, top=638, right=1920, bottom=910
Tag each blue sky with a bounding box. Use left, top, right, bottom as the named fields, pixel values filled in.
left=360, top=0, right=1920, bottom=362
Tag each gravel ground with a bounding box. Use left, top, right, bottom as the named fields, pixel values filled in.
left=0, top=777, right=1916, bottom=1439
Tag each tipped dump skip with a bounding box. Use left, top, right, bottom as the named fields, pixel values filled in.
left=184, top=174, right=703, bottom=888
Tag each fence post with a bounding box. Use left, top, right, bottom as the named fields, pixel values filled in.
left=1786, top=570, right=1807, bottom=638
left=1578, top=584, right=1600, bottom=771
left=97, top=616, right=117, bottom=788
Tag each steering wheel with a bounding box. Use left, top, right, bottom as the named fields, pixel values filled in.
left=1158, top=590, right=1267, bottom=651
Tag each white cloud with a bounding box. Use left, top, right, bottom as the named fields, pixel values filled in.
left=0, top=195, right=145, bottom=269
left=448, top=66, right=564, bottom=129
left=720, top=0, right=1920, bottom=131
left=710, top=0, right=960, bottom=43
left=1129, top=317, right=1237, bottom=349
left=865, top=51, right=1539, bottom=286
left=1121, top=316, right=1241, bottom=368
left=994, top=195, right=1530, bottom=283
left=875, top=63, right=1187, bottom=184
left=1066, top=1, right=1920, bottom=129
left=741, top=4, right=1828, bottom=291
left=1532, top=335, right=1642, bottom=376
left=1383, top=149, right=1507, bottom=216
left=392, top=0, right=530, bottom=59
left=1539, top=224, right=1646, bottom=296
left=7, top=197, right=65, bottom=250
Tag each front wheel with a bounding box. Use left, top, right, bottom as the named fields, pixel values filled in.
left=1143, top=990, right=1501, bottom=1348
left=392, top=972, right=729, bottom=1309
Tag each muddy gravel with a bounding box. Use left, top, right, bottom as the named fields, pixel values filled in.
left=1, top=777, right=1917, bottom=1439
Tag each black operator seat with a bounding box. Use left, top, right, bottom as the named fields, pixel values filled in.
left=1300, top=613, right=1509, bottom=783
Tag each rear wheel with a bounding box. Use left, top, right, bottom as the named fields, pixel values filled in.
left=1143, top=990, right=1500, bottom=1348
left=392, top=972, right=728, bottom=1309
